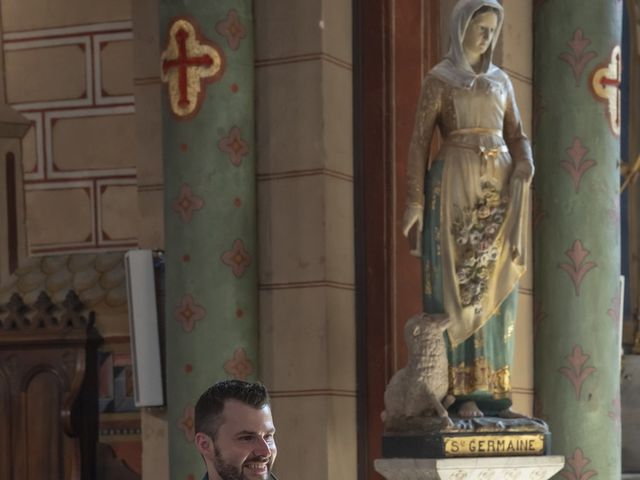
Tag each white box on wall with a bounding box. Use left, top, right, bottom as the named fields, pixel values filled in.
left=125, top=249, right=164, bottom=407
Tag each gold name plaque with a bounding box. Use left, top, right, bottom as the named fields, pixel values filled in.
left=443, top=434, right=545, bottom=457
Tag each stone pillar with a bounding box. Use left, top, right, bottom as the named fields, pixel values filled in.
left=254, top=0, right=356, bottom=478
left=533, top=2, right=622, bottom=478
left=159, top=1, right=257, bottom=478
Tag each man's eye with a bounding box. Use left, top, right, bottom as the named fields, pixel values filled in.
left=239, top=435, right=253, bottom=442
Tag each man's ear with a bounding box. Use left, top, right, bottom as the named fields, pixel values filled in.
left=195, top=432, right=214, bottom=456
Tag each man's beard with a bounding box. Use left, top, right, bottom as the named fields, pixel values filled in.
left=213, top=446, right=271, bottom=480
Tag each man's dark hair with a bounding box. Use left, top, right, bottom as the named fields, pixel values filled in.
left=195, top=380, right=270, bottom=439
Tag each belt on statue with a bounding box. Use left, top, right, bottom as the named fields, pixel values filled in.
left=449, top=127, right=503, bottom=137
left=445, top=141, right=509, bottom=176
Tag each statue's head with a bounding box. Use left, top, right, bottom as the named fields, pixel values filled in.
left=448, top=0, right=504, bottom=74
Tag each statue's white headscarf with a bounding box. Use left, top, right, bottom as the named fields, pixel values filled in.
left=431, top=0, right=504, bottom=89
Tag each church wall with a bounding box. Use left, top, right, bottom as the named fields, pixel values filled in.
left=1, top=2, right=138, bottom=256
left=132, top=0, right=163, bottom=251
left=498, top=0, right=535, bottom=416
left=130, top=0, right=169, bottom=476
left=0, top=0, right=533, bottom=477
left=0, top=0, right=144, bottom=477
left=255, top=0, right=356, bottom=477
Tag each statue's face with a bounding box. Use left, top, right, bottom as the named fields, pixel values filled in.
left=462, top=11, right=498, bottom=60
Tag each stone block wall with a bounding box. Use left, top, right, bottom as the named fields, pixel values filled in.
left=255, top=0, right=356, bottom=478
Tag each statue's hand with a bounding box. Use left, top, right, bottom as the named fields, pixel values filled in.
left=511, top=161, right=534, bottom=183
left=402, top=204, right=424, bottom=237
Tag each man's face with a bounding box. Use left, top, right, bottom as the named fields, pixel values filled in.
left=197, top=399, right=277, bottom=480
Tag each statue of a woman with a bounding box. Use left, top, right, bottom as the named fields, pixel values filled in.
left=402, top=0, right=534, bottom=419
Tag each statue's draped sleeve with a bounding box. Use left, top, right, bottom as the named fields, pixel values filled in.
left=406, top=76, right=442, bottom=208
left=503, top=77, right=533, bottom=263
left=503, top=78, right=534, bottom=176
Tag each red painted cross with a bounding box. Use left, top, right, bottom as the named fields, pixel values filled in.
left=162, top=28, right=213, bottom=108
left=599, top=53, right=621, bottom=88
left=599, top=52, right=621, bottom=129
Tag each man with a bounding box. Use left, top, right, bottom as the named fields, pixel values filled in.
left=195, top=380, right=278, bottom=480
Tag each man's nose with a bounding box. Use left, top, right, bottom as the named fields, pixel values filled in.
left=253, top=437, right=271, bottom=456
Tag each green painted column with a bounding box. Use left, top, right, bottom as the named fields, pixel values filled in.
left=159, top=1, right=257, bottom=478
left=534, top=1, right=622, bottom=478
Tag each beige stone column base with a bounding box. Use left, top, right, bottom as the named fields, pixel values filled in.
left=374, top=456, right=565, bottom=480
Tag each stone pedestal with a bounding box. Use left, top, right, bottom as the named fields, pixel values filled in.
left=374, top=456, right=565, bottom=480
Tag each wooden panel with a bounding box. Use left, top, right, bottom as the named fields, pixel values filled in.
left=355, top=0, right=440, bottom=478
left=24, top=371, right=63, bottom=480
left=0, top=291, right=100, bottom=480
left=0, top=371, right=11, bottom=480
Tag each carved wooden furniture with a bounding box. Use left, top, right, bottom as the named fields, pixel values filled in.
left=0, top=291, right=101, bottom=480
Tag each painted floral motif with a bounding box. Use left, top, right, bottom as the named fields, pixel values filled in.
left=218, top=126, right=249, bottom=166
left=175, top=294, right=206, bottom=332
left=221, top=239, right=251, bottom=278
left=558, top=240, right=597, bottom=296
left=559, top=345, right=596, bottom=401
left=559, top=29, right=598, bottom=87
left=451, top=181, right=508, bottom=314
left=177, top=404, right=195, bottom=443
left=215, top=9, right=247, bottom=51
left=224, top=347, right=253, bottom=380
left=173, top=183, right=204, bottom=223
left=560, top=448, right=598, bottom=480
left=560, top=138, right=596, bottom=193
